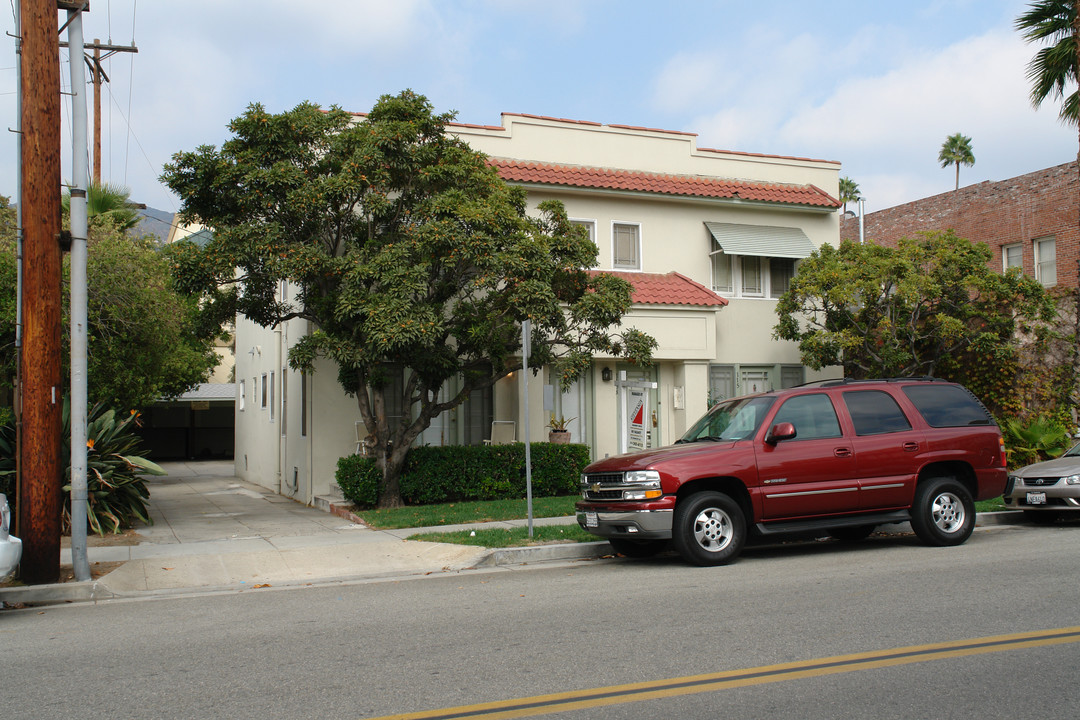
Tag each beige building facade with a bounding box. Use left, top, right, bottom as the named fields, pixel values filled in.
left=232, top=114, right=844, bottom=503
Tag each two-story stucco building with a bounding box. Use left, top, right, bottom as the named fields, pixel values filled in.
left=232, top=113, right=844, bottom=503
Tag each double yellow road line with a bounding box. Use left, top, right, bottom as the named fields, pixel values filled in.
left=371, top=626, right=1080, bottom=720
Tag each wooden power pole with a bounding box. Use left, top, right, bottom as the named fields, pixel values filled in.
left=18, top=0, right=65, bottom=584
left=61, top=37, right=139, bottom=184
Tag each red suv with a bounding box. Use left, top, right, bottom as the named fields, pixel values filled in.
left=576, top=378, right=1007, bottom=566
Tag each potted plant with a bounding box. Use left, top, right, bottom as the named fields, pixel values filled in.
left=547, top=413, right=575, bottom=444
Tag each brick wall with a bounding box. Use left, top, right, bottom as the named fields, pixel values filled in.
left=840, top=162, right=1079, bottom=289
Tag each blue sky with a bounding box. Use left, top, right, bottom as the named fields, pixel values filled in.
left=0, top=0, right=1074, bottom=216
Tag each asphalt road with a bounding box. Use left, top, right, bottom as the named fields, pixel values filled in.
left=3, top=522, right=1079, bottom=719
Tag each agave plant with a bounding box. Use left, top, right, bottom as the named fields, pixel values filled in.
left=0, top=399, right=164, bottom=535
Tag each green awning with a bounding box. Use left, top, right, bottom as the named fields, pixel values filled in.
left=705, top=222, right=816, bottom=259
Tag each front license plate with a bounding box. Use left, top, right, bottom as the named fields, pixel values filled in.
left=1027, top=491, right=1047, bottom=505
left=585, top=511, right=598, bottom=528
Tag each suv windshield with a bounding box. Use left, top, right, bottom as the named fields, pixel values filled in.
left=680, top=396, right=776, bottom=443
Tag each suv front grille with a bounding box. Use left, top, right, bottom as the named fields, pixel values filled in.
left=582, top=472, right=627, bottom=501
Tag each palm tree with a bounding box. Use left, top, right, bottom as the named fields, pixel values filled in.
left=1017, top=1, right=1080, bottom=410
left=1016, top=0, right=1080, bottom=127
left=938, top=133, right=975, bottom=191
left=839, top=176, right=862, bottom=214
left=62, top=181, right=140, bottom=232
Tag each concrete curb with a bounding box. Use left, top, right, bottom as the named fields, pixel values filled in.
left=0, top=579, right=120, bottom=607
left=474, top=541, right=613, bottom=567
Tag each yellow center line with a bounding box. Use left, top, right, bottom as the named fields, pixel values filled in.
left=365, top=626, right=1080, bottom=720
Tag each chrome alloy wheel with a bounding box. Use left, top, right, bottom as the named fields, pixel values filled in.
left=692, top=506, right=734, bottom=552
left=931, top=491, right=966, bottom=534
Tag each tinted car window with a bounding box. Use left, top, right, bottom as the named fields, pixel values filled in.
left=771, top=393, right=842, bottom=440
left=902, top=384, right=992, bottom=427
left=843, top=390, right=912, bottom=435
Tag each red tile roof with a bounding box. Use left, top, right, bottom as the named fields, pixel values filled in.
left=591, top=271, right=727, bottom=307
left=492, top=159, right=839, bottom=209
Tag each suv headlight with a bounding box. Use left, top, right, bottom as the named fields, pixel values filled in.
left=1064, top=475, right=1080, bottom=486
left=623, top=470, right=662, bottom=500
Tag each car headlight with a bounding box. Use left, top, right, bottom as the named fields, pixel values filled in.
left=625, top=470, right=661, bottom=484
left=1008, top=475, right=1020, bottom=486
left=623, top=470, right=662, bottom=500
left=1065, top=475, right=1080, bottom=486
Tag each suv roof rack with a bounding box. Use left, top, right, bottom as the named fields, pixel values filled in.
left=796, top=376, right=946, bottom=389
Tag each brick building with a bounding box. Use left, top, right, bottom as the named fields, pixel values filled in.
left=840, top=162, right=1079, bottom=289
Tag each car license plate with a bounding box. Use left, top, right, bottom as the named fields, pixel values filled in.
left=585, top=511, right=598, bottom=528
left=1027, top=491, right=1047, bottom=505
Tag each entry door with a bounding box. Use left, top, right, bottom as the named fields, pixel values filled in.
left=618, top=366, right=659, bottom=453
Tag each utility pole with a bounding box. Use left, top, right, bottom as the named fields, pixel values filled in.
left=18, top=0, right=66, bottom=585
left=59, top=37, right=138, bottom=184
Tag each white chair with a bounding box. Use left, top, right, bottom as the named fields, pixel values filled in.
left=483, top=420, right=516, bottom=445
left=355, top=421, right=375, bottom=455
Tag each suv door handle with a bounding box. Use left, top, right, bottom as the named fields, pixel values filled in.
left=903, top=441, right=919, bottom=452
left=834, top=447, right=852, bottom=458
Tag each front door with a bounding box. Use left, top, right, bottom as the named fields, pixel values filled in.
left=755, top=392, right=860, bottom=519
left=617, top=366, right=658, bottom=454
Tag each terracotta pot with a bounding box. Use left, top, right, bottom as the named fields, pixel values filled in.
left=548, top=430, right=571, bottom=444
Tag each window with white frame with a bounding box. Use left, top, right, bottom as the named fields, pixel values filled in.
left=570, top=219, right=596, bottom=247
left=711, top=254, right=797, bottom=298
left=261, top=373, right=268, bottom=409
left=712, top=253, right=733, bottom=293
left=612, top=222, right=641, bottom=270
left=269, top=370, right=276, bottom=421
left=1002, top=243, right=1022, bottom=272
left=741, top=256, right=763, bottom=297
left=770, top=258, right=796, bottom=298
left=1035, top=236, right=1056, bottom=286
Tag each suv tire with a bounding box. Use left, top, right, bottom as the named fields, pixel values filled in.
left=910, top=476, right=975, bottom=546
left=672, top=492, right=745, bottom=566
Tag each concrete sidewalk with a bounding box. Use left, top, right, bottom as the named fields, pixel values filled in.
left=1, top=460, right=606, bottom=606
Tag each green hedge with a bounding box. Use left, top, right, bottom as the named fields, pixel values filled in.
left=335, top=443, right=591, bottom=507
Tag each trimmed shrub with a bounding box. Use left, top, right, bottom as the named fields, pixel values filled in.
left=335, top=443, right=590, bottom=507
left=335, top=454, right=380, bottom=507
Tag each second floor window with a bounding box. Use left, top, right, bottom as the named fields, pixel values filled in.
left=612, top=222, right=640, bottom=270
left=711, top=253, right=796, bottom=299
left=1035, top=236, right=1056, bottom=286
left=1003, top=243, right=1022, bottom=271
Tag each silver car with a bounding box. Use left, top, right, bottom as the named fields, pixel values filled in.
left=1004, top=445, right=1080, bottom=522
left=0, top=493, right=21, bottom=580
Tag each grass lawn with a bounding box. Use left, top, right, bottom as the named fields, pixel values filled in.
left=354, top=494, right=1013, bottom=549
left=354, top=495, right=579, bottom=530
left=976, top=496, right=1007, bottom=513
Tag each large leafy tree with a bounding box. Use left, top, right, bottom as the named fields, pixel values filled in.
left=938, top=133, right=975, bottom=191
left=0, top=198, right=219, bottom=411
left=774, top=232, right=1055, bottom=413
left=161, top=91, right=654, bottom=507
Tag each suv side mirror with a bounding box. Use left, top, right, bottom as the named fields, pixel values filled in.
left=765, top=422, right=797, bottom=445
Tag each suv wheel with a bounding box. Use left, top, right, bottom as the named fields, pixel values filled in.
left=608, top=538, right=669, bottom=558
left=910, top=476, right=975, bottom=546
left=672, top=492, right=746, bottom=566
